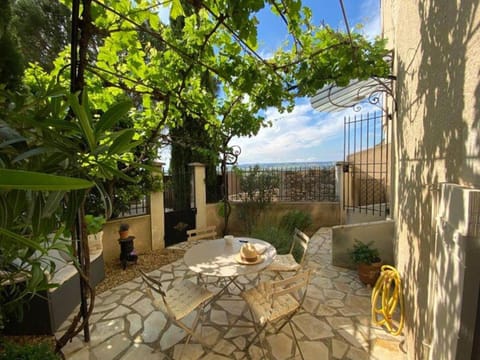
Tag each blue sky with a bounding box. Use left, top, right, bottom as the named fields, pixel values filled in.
left=234, top=0, right=381, bottom=165
left=159, top=0, right=381, bottom=166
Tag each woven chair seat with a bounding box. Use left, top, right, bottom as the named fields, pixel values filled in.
left=151, top=280, right=214, bottom=320
left=242, top=284, right=299, bottom=324
left=266, top=254, right=301, bottom=272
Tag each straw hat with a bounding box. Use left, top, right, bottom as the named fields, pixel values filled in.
left=235, top=243, right=263, bottom=265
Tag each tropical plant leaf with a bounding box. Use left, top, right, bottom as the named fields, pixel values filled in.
left=42, top=191, right=65, bottom=218
left=0, top=227, right=44, bottom=251
left=108, top=129, right=138, bottom=155
left=96, top=99, right=132, bottom=135
left=0, top=169, right=93, bottom=190
left=0, top=136, right=27, bottom=149
left=12, top=147, right=48, bottom=163
left=67, top=93, right=96, bottom=152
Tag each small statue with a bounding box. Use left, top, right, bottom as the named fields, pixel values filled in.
left=118, top=223, right=138, bottom=270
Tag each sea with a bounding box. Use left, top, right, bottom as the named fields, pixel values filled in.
left=234, top=161, right=336, bottom=170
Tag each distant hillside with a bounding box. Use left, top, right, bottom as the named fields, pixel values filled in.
left=235, top=161, right=336, bottom=169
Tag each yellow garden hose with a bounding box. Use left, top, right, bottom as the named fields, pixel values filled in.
left=371, top=265, right=404, bottom=336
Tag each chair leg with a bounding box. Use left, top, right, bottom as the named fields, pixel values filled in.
left=175, top=304, right=212, bottom=350
left=288, top=321, right=305, bottom=360
left=244, top=306, right=268, bottom=352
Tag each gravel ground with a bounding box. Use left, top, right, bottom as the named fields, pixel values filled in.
left=96, top=247, right=186, bottom=294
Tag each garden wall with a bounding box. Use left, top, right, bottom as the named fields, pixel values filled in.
left=331, top=219, right=394, bottom=269
left=102, top=215, right=152, bottom=262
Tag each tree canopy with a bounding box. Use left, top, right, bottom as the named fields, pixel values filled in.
left=11, top=0, right=71, bottom=72
left=23, top=0, right=389, bottom=158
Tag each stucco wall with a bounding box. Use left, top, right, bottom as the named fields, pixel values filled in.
left=102, top=216, right=152, bottom=262
left=331, top=219, right=395, bottom=269
left=206, top=201, right=340, bottom=236
left=382, top=0, right=480, bottom=358
left=346, top=143, right=391, bottom=206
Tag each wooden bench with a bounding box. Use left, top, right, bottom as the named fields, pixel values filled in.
left=186, top=226, right=217, bottom=241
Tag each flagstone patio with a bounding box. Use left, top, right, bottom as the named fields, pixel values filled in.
left=59, top=228, right=407, bottom=359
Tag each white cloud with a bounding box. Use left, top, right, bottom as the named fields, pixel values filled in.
left=357, top=0, right=381, bottom=39
left=233, top=98, right=352, bottom=164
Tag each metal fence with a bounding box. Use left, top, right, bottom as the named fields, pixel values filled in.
left=343, top=110, right=389, bottom=216
left=116, top=195, right=150, bottom=218
left=226, top=166, right=337, bottom=202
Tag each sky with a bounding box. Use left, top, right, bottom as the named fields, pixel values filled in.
left=159, top=0, right=381, bottom=166
left=234, top=0, right=381, bottom=165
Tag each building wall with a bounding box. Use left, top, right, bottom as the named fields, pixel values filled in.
left=382, top=0, right=480, bottom=358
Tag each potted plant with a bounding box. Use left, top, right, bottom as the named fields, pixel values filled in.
left=350, top=240, right=382, bottom=286
left=85, top=215, right=106, bottom=254
left=118, top=223, right=137, bottom=269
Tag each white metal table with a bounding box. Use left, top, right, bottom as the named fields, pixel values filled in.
left=184, top=237, right=277, bottom=295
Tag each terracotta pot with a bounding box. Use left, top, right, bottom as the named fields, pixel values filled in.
left=358, top=261, right=382, bottom=286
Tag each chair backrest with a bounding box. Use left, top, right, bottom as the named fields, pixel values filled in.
left=270, top=269, right=312, bottom=307
left=140, top=269, right=180, bottom=316
left=288, top=228, right=310, bottom=265
left=186, top=225, right=217, bottom=241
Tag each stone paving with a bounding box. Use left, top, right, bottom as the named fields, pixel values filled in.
left=59, top=228, right=407, bottom=359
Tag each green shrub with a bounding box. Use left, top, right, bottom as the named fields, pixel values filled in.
left=235, top=166, right=279, bottom=234
left=251, top=225, right=291, bottom=254
left=350, top=240, right=381, bottom=265
left=0, top=341, right=60, bottom=360
left=84, top=214, right=106, bottom=235
left=251, top=224, right=304, bottom=262
left=280, top=210, right=312, bottom=234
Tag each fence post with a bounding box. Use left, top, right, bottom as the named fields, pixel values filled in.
left=189, top=162, right=207, bottom=229
left=150, top=161, right=165, bottom=250
left=336, top=161, right=346, bottom=225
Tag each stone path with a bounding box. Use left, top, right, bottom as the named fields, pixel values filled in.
left=59, top=228, right=407, bottom=359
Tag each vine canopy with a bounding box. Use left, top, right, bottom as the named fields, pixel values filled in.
left=50, top=0, right=390, bottom=146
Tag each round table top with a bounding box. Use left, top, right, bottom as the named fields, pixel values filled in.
left=184, top=237, right=277, bottom=277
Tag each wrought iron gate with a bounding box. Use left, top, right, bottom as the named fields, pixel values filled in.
left=343, top=111, right=390, bottom=217
left=163, top=168, right=196, bottom=246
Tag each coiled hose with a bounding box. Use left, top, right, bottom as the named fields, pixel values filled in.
left=371, top=265, right=404, bottom=336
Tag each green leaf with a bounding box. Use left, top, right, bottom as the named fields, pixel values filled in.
left=108, top=129, right=136, bottom=155
left=0, top=137, right=27, bottom=149
left=0, top=169, right=94, bottom=190
left=30, top=263, right=44, bottom=288
left=68, top=93, right=96, bottom=152
left=46, top=86, right=67, bottom=98
left=96, top=100, right=132, bottom=135
left=99, top=163, right=136, bottom=182
left=43, top=192, right=65, bottom=218
left=170, top=0, right=184, bottom=19
left=0, top=227, right=44, bottom=251
left=12, top=147, right=48, bottom=163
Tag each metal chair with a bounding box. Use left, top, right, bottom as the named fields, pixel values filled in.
left=265, top=228, right=310, bottom=278
left=241, top=269, right=312, bottom=359
left=139, top=269, right=214, bottom=359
